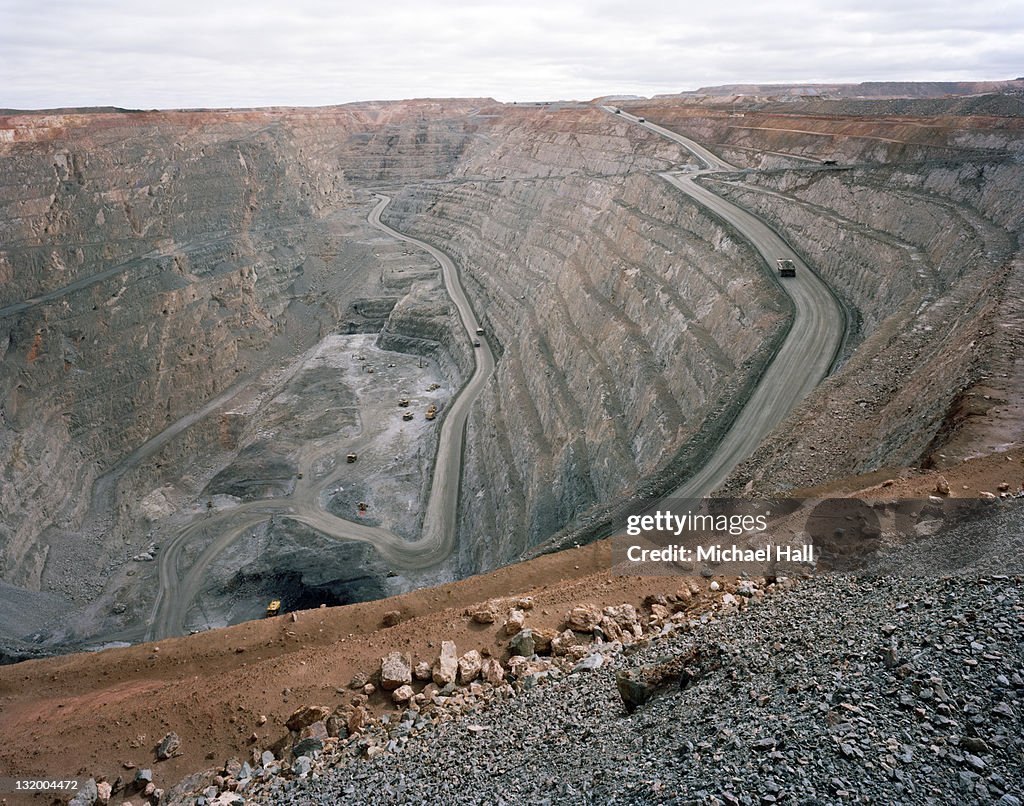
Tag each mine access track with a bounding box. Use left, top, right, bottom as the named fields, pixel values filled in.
left=145, top=195, right=494, bottom=640
left=604, top=107, right=845, bottom=497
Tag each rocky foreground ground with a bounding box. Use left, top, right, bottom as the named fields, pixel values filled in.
left=127, top=500, right=1024, bottom=806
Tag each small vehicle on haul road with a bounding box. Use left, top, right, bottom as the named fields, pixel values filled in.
left=266, top=600, right=281, bottom=617
left=777, top=259, right=797, bottom=277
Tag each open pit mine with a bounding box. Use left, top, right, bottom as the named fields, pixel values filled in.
left=0, top=87, right=1022, bottom=667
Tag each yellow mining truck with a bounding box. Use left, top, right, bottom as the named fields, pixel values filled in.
left=346, top=453, right=358, bottom=463
left=265, top=600, right=282, bottom=618
left=425, top=404, right=438, bottom=421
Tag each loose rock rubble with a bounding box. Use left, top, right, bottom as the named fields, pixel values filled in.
left=152, top=505, right=1024, bottom=806
left=237, top=571, right=1024, bottom=806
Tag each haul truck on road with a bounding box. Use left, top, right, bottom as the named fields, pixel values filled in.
left=777, top=259, right=797, bottom=278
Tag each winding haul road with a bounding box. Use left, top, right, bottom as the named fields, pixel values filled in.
left=135, top=118, right=840, bottom=639
left=145, top=194, right=494, bottom=639
left=605, top=107, right=844, bottom=497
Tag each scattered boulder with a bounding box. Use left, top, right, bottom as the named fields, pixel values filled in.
left=346, top=707, right=368, bottom=735
left=551, top=628, right=580, bottom=656
left=573, top=653, right=605, bottom=673
left=392, top=684, right=415, bottom=704
left=508, top=656, right=554, bottom=679
left=298, top=720, right=328, bottom=742
left=566, top=604, right=602, bottom=632
left=156, top=731, right=180, bottom=760
left=293, top=737, right=323, bottom=758
left=503, top=609, right=526, bottom=635
left=508, top=628, right=537, bottom=657
left=381, top=609, right=402, bottom=627
left=531, top=628, right=556, bottom=654
left=935, top=476, right=950, bottom=495
left=598, top=615, right=623, bottom=642
left=292, top=756, right=313, bottom=778
left=516, top=597, right=535, bottom=610
left=285, top=705, right=331, bottom=732
left=471, top=602, right=499, bottom=624
left=481, top=657, right=505, bottom=685
left=348, top=671, right=368, bottom=690
left=413, top=660, right=433, bottom=681
left=458, top=650, right=483, bottom=683
left=433, top=641, right=459, bottom=685
left=96, top=780, right=112, bottom=805
left=68, top=779, right=98, bottom=806
left=604, top=604, right=639, bottom=629
left=325, top=715, right=347, bottom=739
left=616, top=646, right=702, bottom=714
left=380, top=651, right=412, bottom=690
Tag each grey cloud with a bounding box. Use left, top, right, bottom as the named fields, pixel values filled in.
left=0, top=0, right=1020, bottom=109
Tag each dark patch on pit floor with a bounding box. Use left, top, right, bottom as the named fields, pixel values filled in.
left=219, top=519, right=389, bottom=619
left=264, top=364, right=359, bottom=442
left=203, top=441, right=297, bottom=500
left=325, top=482, right=382, bottom=527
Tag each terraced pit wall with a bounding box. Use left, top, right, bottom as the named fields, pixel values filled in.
left=0, top=102, right=481, bottom=591
left=381, top=107, right=792, bottom=573
left=623, top=100, right=1024, bottom=488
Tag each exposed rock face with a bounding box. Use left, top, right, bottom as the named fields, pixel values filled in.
left=384, top=108, right=789, bottom=569
left=2, top=97, right=1021, bottom=657
left=621, top=100, right=1024, bottom=488
left=0, top=101, right=485, bottom=649
left=709, top=158, right=1023, bottom=487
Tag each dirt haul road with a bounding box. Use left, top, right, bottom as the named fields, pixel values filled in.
left=605, top=107, right=844, bottom=497
left=148, top=110, right=841, bottom=639
left=146, top=194, right=495, bottom=640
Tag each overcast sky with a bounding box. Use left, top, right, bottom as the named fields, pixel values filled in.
left=2, top=0, right=1022, bottom=109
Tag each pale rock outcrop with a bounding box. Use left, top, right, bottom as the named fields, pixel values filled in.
left=380, top=652, right=412, bottom=691
left=567, top=604, right=602, bottom=632
left=432, top=641, right=459, bottom=685
left=503, top=608, right=526, bottom=635
left=457, top=650, right=483, bottom=684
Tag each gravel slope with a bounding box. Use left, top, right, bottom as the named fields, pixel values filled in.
left=252, top=503, right=1024, bottom=806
